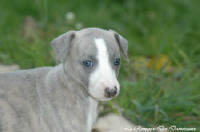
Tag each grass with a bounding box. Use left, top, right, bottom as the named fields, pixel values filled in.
left=0, top=0, right=200, bottom=130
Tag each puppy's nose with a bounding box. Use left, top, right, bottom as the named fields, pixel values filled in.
left=104, top=86, right=117, bottom=98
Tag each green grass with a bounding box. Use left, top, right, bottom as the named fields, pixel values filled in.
left=0, top=0, right=200, bottom=129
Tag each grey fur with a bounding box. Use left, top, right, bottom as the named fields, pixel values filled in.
left=0, top=28, right=128, bottom=132
left=51, top=30, right=76, bottom=62
left=109, top=29, right=129, bottom=62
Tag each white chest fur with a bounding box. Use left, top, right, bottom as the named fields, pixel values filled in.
left=87, top=97, right=98, bottom=132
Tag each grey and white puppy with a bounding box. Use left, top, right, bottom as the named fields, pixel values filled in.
left=0, top=28, right=128, bottom=132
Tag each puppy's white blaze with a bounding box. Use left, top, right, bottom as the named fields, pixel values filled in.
left=88, top=38, right=120, bottom=100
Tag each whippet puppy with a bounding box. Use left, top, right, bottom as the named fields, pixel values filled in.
left=0, top=28, right=128, bottom=132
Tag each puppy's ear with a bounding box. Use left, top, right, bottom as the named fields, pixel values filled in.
left=51, top=31, right=76, bottom=62
left=109, top=30, right=129, bottom=62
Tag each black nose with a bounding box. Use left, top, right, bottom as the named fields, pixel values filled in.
left=104, top=87, right=117, bottom=98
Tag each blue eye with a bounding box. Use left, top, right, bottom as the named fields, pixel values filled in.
left=114, top=58, right=120, bottom=66
left=83, top=60, right=93, bottom=67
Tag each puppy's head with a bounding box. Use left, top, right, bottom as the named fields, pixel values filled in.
left=51, top=28, right=128, bottom=101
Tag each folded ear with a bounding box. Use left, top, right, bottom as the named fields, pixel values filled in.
left=51, top=31, right=76, bottom=62
left=109, top=30, right=129, bottom=62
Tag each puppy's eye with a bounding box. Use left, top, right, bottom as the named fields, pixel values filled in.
left=114, top=58, right=120, bottom=66
left=82, top=60, right=93, bottom=67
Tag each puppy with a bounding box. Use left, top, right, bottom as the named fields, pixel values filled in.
left=0, top=28, right=128, bottom=132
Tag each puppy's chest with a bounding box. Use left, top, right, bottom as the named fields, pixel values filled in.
left=37, top=91, right=98, bottom=132
left=86, top=98, right=98, bottom=132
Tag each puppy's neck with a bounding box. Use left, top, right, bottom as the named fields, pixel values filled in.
left=43, top=64, right=98, bottom=132
left=46, top=64, right=87, bottom=95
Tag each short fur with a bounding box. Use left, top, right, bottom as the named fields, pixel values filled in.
left=0, top=28, right=128, bottom=132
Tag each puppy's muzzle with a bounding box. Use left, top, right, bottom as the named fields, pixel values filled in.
left=104, top=86, right=117, bottom=98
